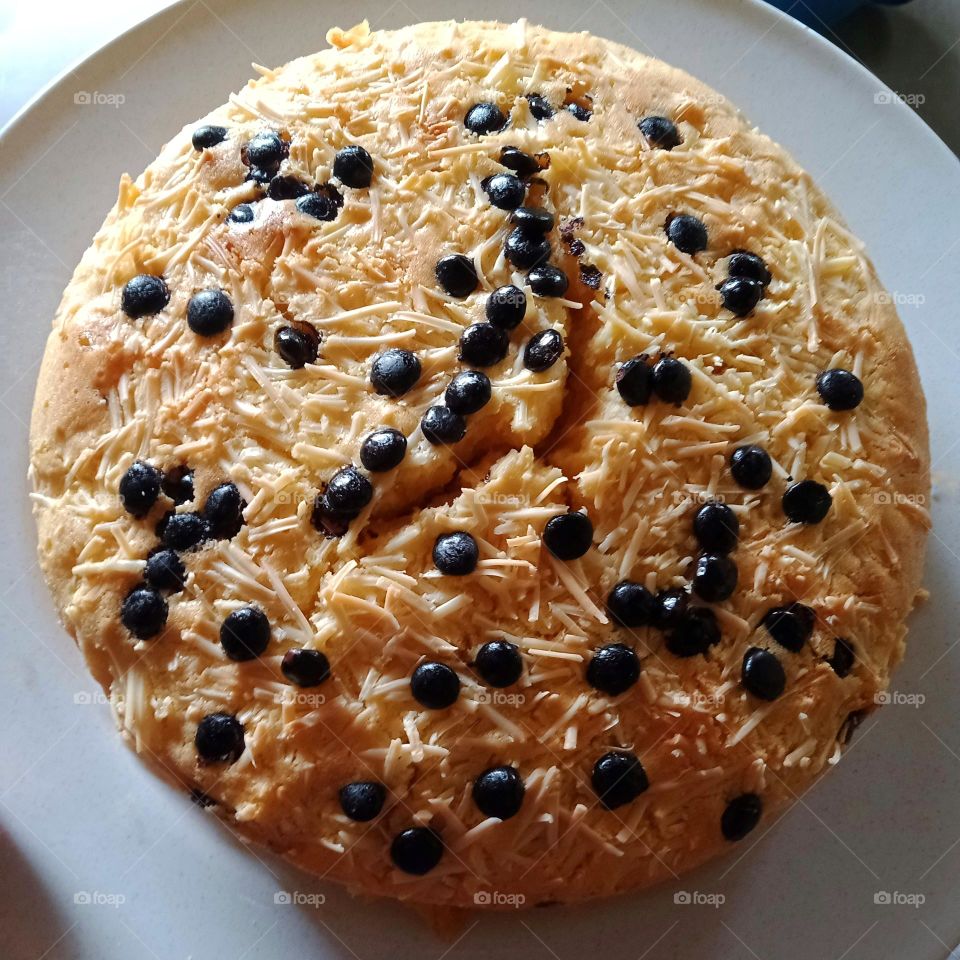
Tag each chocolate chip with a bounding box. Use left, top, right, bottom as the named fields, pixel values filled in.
left=782, top=480, right=832, bottom=524
left=606, top=580, right=655, bottom=628
left=504, top=228, right=551, bottom=270
left=828, top=638, right=856, bottom=678
left=665, top=213, right=708, bottom=254
left=666, top=607, right=720, bottom=657
left=473, top=766, right=525, bottom=820
left=275, top=322, right=320, bottom=368
left=486, top=284, right=527, bottom=329
left=527, top=264, right=569, bottom=297
left=390, top=827, right=443, bottom=874
left=445, top=370, right=492, bottom=415
left=651, top=357, right=692, bottom=404
left=730, top=445, right=772, bottom=489
left=191, top=125, right=227, bottom=150
left=482, top=173, right=525, bottom=210
left=592, top=751, right=648, bottom=809
left=459, top=322, right=509, bottom=367
left=281, top=648, right=331, bottom=687
left=433, top=531, right=478, bottom=575
left=421, top=405, right=466, bottom=445
left=120, top=585, right=168, bottom=639
left=411, top=661, right=460, bottom=709
left=638, top=115, right=681, bottom=149
left=721, top=793, right=762, bottom=841
left=267, top=175, right=310, bottom=201
left=195, top=712, right=245, bottom=763
left=464, top=102, right=507, bottom=135
left=525, top=94, right=555, bottom=121
left=144, top=548, right=186, bottom=592
left=187, top=289, right=234, bottom=336
left=474, top=640, right=523, bottom=688
left=203, top=482, right=246, bottom=539
left=370, top=348, right=421, bottom=397
left=220, top=606, right=270, bottom=661
left=360, top=428, right=407, bottom=472
left=339, top=781, right=386, bottom=821
left=333, top=145, right=374, bottom=188
left=122, top=275, right=169, bottom=319
left=119, top=461, right=162, bottom=517
left=741, top=647, right=786, bottom=700
left=543, top=511, right=593, bottom=560
left=691, top=553, right=739, bottom=602
left=435, top=254, right=479, bottom=298
left=523, top=329, right=564, bottom=372
left=586, top=643, right=641, bottom=696
left=816, top=369, right=864, bottom=411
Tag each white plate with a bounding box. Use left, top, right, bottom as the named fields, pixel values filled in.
left=2, top=1, right=959, bottom=958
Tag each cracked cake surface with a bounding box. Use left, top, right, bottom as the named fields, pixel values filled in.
left=29, top=19, right=930, bottom=906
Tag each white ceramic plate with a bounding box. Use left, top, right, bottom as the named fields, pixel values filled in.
left=2, top=1, right=959, bottom=957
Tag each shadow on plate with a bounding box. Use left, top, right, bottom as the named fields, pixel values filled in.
left=0, top=826, right=77, bottom=960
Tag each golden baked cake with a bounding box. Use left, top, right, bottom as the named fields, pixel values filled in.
left=29, top=19, right=930, bottom=907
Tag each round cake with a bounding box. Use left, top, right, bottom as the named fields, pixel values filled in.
left=29, top=19, right=930, bottom=907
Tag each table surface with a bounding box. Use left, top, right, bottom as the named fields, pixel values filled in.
left=1, top=0, right=958, bottom=154
left=1, top=2, right=959, bottom=959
